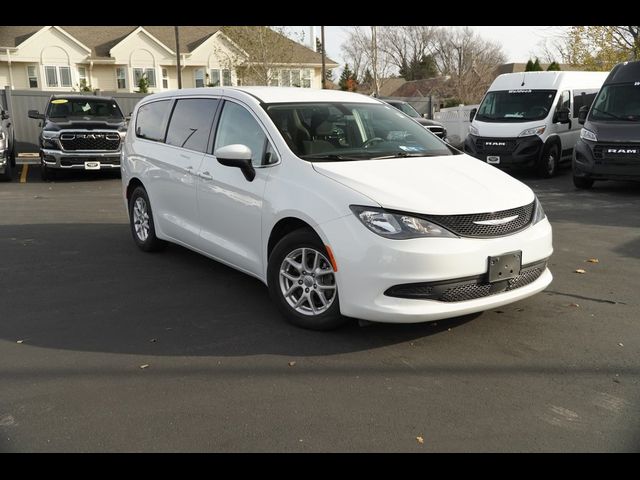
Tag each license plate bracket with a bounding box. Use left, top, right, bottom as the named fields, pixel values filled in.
left=487, top=155, right=500, bottom=164
left=488, top=251, right=522, bottom=282
left=85, top=161, right=100, bottom=170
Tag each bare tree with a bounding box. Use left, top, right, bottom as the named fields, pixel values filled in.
left=378, top=26, right=438, bottom=79
left=222, top=26, right=306, bottom=85
left=429, top=27, right=505, bottom=103
left=341, top=26, right=393, bottom=93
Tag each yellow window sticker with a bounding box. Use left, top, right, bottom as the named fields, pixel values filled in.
left=51, top=99, right=68, bottom=104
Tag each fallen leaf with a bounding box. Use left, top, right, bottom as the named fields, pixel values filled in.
left=447, top=328, right=451, bottom=332
left=416, top=436, right=424, bottom=445
left=516, top=308, right=525, bottom=312
left=288, top=361, right=296, bottom=367
left=575, top=269, right=586, bottom=274
left=586, top=258, right=599, bottom=263
left=16, top=340, right=24, bottom=344
left=149, top=338, right=157, bottom=343
left=567, top=303, right=580, bottom=308
left=613, top=378, right=621, bottom=384
left=617, top=343, right=624, bottom=347
left=140, top=364, right=150, bottom=369
left=495, top=310, right=505, bottom=314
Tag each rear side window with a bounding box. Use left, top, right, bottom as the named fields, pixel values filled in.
left=573, top=91, right=598, bottom=118
left=135, top=100, right=172, bottom=142
left=165, top=98, right=219, bottom=153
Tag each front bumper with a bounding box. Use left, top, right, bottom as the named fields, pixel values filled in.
left=464, top=134, right=544, bottom=168
left=41, top=148, right=121, bottom=170
left=319, top=213, right=553, bottom=323
left=573, top=139, right=640, bottom=181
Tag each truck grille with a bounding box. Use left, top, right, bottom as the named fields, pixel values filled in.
left=420, top=202, right=535, bottom=238
left=384, top=260, right=547, bottom=302
left=593, top=144, right=640, bottom=161
left=60, top=132, right=120, bottom=151
left=475, top=137, right=517, bottom=153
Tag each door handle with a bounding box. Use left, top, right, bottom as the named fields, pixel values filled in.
left=185, top=166, right=195, bottom=175
left=198, top=171, right=213, bottom=180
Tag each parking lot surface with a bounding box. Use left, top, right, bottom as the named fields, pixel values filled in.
left=1, top=165, right=639, bottom=452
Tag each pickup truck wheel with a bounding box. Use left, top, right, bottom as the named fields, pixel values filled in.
left=128, top=186, right=166, bottom=252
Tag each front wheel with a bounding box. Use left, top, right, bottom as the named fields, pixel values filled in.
left=267, top=229, right=346, bottom=330
left=128, top=186, right=166, bottom=252
left=573, top=176, right=594, bottom=189
left=537, top=144, right=559, bottom=178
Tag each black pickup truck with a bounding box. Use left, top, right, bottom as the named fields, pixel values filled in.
left=28, top=95, right=127, bottom=180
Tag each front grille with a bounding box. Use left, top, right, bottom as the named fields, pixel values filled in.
left=421, top=202, right=535, bottom=238
left=475, top=137, right=517, bottom=153
left=593, top=144, right=640, bottom=161
left=60, top=132, right=120, bottom=151
left=384, top=260, right=547, bottom=303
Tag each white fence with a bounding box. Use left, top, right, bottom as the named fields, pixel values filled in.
left=435, top=104, right=479, bottom=148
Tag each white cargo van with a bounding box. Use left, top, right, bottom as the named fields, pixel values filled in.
left=464, top=71, right=608, bottom=177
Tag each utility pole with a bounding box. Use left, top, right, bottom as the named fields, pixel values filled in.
left=321, top=26, right=326, bottom=89
left=174, top=26, right=182, bottom=89
left=371, top=26, right=379, bottom=97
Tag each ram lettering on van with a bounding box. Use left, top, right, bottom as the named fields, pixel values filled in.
left=607, top=148, right=638, bottom=154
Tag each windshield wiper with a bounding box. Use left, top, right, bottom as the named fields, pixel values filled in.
left=591, top=106, right=623, bottom=120
left=300, top=153, right=367, bottom=161
left=370, top=151, right=434, bottom=159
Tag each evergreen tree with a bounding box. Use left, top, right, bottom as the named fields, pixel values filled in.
left=363, top=69, right=373, bottom=86
left=546, top=61, right=561, bottom=71
left=339, top=64, right=353, bottom=91
left=532, top=58, right=543, bottom=71
left=136, top=74, right=149, bottom=93
left=525, top=59, right=535, bottom=71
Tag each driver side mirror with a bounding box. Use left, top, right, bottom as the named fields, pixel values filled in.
left=556, top=108, right=570, bottom=124
left=215, top=144, right=256, bottom=182
left=469, top=108, right=477, bottom=122
left=1, top=110, right=9, bottom=120
left=28, top=110, right=45, bottom=120
left=578, top=105, right=589, bottom=125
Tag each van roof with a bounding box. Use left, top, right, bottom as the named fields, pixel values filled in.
left=140, top=86, right=382, bottom=105
left=489, top=71, right=609, bottom=91
left=605, top=60, right=640, bottom=84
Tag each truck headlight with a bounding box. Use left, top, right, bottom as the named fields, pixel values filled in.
left=580, top=128, right=597, bottom=142
left=469, top=124, right=479, bottom=136
left=518, top=126, right=546, bottom=137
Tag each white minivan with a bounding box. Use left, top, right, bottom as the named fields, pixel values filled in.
left=464, top=71, right=608, bottom=177
left=122, top=87, right=553, bottom=330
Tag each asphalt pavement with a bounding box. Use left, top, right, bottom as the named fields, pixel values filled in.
left=0, top=164, right=639, bottom=452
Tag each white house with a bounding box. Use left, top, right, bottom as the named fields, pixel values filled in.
left=0, top=26, right=339, bottom=93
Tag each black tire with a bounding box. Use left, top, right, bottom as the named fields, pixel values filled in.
left=573, top=176, right=594, bottom=189
left=537, top=143, right=559, bottom=178
left=0, top=156, right=12, bottom=182
left=128, top=186, right=167, bottom=252
left=267, top=228, right=346, bottom=331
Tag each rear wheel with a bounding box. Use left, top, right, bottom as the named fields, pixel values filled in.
left=128, top=186, right=167, bottom=252
left=573, top=176, right=594, bottom=189
left=537, top=144, right=559, bottom=178
left=267, top=229, right=346, bottom=331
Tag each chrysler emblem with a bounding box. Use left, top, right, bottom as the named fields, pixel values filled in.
left=473, top=215, right=519, bottom=226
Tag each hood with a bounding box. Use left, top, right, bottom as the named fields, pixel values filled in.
left=312, top=154, right=534, bottom=215
left=585, top=120, right=640, bottom=143
left=471, top=119, right=549, bottom=138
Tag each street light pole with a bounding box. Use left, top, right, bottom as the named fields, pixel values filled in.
left=321, top=26, right=326, bottom=89
left=175, top=26, right=182, bottom=89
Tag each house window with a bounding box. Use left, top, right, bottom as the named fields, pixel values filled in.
left=291, top=70, right=301, bottom=88
left=302, top=69, right=311, bottom=88
left=116, top=67, right=127, bottom=90
left=222, top=69, right=232, bottom=86
left=134, top=68, right=157, bottom=88
left=44, top=66, right=72, bottom=88
left=194, top=68, right=205, bottom=88
left=162, top=68, right=169, bottom=89
left=27, top=65, right=38, bottom=88
left=269, top=76, right=279, bottom=87
left=78, top=66, right=88, bottom=89
left=209, top=70, right=220, bottom=87
left=280, top=69, right=291, bottom=87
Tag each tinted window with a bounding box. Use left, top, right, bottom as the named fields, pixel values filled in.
left=215, top=102, right=271, bottom=167
left=47, top=98, right=123, bottom=119
left=476, top=90, right=556, bottom=122
left=556, top=90, right=571, bottom=113
left=590, top=83, right=640, bottom=122
left=166, top=98, right=219, bottom=152
left=573, top=91, right=598, bottom=118
left=135, top=100, right=172, bottom=142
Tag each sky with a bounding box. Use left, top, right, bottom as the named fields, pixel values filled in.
left=285, top=26, right=567, bottom=76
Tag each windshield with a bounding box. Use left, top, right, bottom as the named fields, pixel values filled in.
left=47, top=98, right=124, bottom=119
left=475, top=89, right=557, bottom=122
left=589, top=83, right=640, bottom=122
left=264, top=102, right=454, bottom=161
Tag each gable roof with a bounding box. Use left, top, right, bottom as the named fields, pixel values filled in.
left=0, top=26, right=338, bottom=66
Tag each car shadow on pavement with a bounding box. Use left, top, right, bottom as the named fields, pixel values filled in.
left=0, top=223, right=479, bottom=358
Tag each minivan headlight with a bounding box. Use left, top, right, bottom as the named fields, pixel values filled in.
left=580, top=128, right=597, bottom=142
left=518, top=126, right=546, bottom=137
left=350, top=205, right=457, bottom=239
left=532, top=196, right=547, bottom=225
left=469, top=124, right=479, bottom=136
